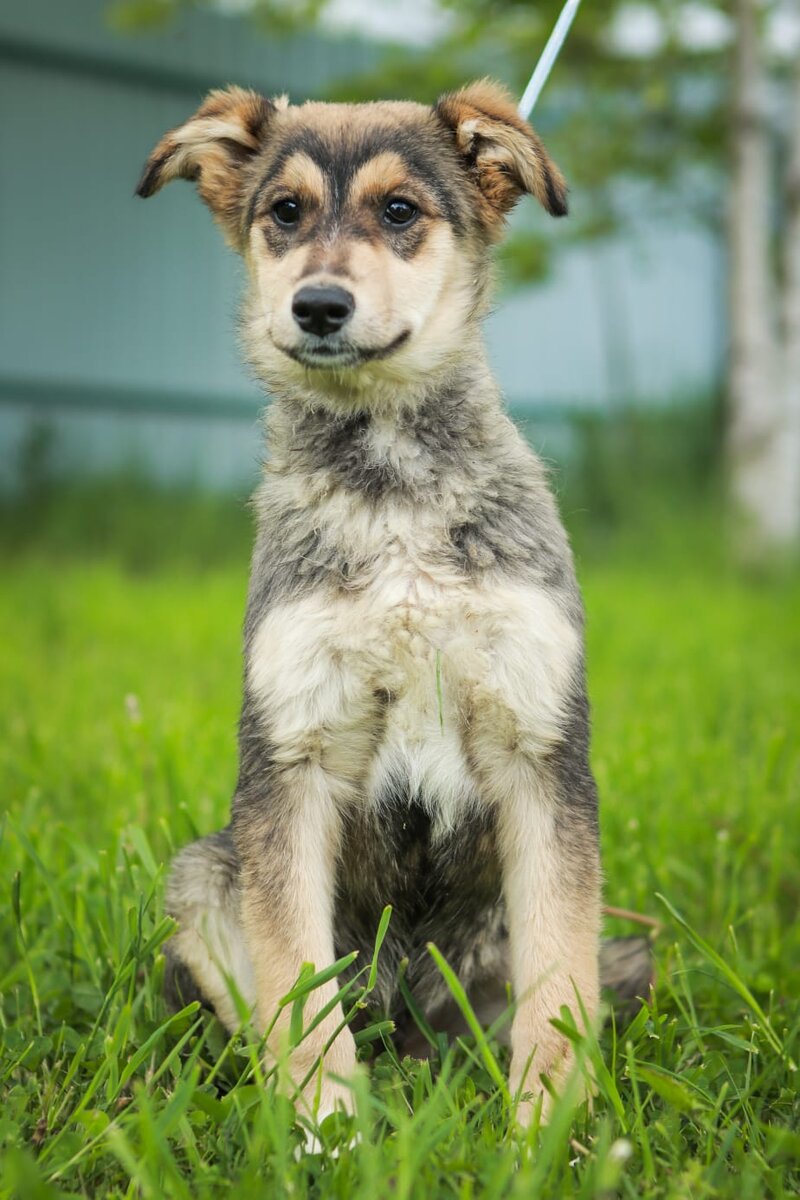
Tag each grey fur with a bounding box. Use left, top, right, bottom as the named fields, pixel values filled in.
left=244, top=371, right=582, bottom=634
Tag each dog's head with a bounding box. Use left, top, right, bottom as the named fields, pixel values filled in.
left=137, top=81, right=567, bottom=400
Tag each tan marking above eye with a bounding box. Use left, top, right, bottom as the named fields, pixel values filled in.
left=348, top=152, right=419, bottom=208
left=268, top=152, right=327, bottom=209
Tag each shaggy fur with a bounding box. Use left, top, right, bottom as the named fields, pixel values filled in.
left=138, top=79, right=651, bottom=1130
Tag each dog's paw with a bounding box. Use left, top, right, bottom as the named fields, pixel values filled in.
left=509, top=1058, right=556, bottom=1129
left=296, top=1078, right=359, bottom=1157
left=508, top=1026, right=583, bottom=1130
left=509, top=1046, right=594, bottom=1131
left=309, top=1076, right=357, bottom=1122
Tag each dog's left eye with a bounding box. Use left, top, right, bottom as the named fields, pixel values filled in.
left=383, top=198, right=418, bottom=228
left=272, top=198, right=301, bottom=227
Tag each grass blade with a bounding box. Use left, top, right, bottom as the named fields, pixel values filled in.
left=656, top=893, right=787, bottom=1060
left=427, top=942, right=508, bottom=1100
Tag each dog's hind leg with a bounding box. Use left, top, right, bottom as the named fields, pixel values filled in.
left=164, top=828, right=255, bottom=1033
left=396, top=936, right=654, bottom=1058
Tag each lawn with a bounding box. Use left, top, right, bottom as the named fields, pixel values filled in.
left=1, top=479, right=799, bottom=1198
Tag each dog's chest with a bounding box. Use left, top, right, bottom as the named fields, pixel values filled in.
left=363, top=532, right=472, bottom=657
left=357, top=536, right=485, bottom=825
left=248, top=513, right=579, bottom=824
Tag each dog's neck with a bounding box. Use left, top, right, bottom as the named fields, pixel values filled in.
left=263, top=350, right=507, bottom=501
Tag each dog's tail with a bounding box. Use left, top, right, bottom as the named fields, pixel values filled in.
left=599, top=936, right=654, bottom=1007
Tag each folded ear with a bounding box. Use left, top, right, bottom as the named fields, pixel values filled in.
left=435, top=78, right=568, bottom=232
left=136, top=86, right=275, bottom=246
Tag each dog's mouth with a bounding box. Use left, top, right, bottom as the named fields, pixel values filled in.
left=276, top=330, right=411, bottom=369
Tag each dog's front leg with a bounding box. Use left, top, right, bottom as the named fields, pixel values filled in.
left=232, top=638, right=386, bottom=1123
left=495, top=775, right=600, bottom=1124
left=233, top=763, right=356, bottom=1124
left=466, top=678, right=601, bottom=1126
left=233, top=596, right=386, bottom=1124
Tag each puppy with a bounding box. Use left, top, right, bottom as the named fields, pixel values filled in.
left=137, top=80, right=650, bottom=1129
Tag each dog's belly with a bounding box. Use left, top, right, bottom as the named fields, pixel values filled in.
left=334, top=792, right=506, bottom=1017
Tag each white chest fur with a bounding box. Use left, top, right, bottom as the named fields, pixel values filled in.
left=248, top=528, right=579, bottom=832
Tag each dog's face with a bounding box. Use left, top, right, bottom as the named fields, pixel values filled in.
left=138, top=81, right=567, bottom=399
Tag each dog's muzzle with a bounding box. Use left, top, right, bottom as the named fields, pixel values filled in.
left=292, top=285, right=355, bottom=339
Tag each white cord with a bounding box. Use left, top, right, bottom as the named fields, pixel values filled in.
left=518, top=0, right=583, bottom=119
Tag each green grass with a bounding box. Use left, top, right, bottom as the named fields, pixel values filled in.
left=1, top=479, right=799, bottom=1198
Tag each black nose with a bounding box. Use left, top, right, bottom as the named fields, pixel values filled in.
left=292, top=285, right=355, bottom=338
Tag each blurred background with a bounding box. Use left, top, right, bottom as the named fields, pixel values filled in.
left=2, top=19, right=799, bottom=1188
left=0, top=0, right=798, bottom=556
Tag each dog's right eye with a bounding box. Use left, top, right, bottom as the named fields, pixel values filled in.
left=272, top=199, right=301, bottom=227
left=383, top=198, right=418, bottom=228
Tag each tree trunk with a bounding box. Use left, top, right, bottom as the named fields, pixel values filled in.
left=775, top=52, right=800, bottom=546
left=726, top=0, right=783, bottom=550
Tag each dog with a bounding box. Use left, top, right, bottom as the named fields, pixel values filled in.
left=137, top=79, right=651, bottom=1131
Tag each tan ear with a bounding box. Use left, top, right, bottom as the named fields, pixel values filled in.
left=435, top=79, right=568, bottom=231
left=136, top=87, right=275, bottom=245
